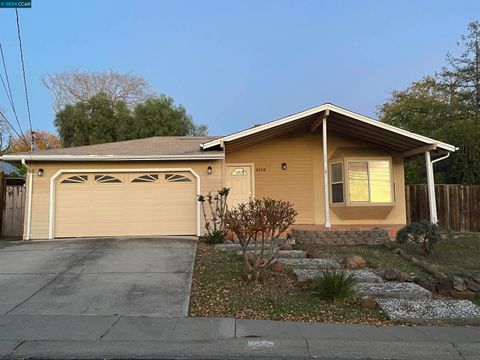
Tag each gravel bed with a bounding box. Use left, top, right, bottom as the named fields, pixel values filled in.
left=354, top=282, right=432, bottom=300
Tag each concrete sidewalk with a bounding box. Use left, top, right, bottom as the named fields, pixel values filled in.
left=1, top=315, right=479, bottom=359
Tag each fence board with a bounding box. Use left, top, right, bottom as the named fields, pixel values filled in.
left=2, top=185, right=25, bottom=239
left=406, top=184, right=480, bottom=233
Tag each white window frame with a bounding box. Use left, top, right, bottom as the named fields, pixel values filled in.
left=329, top=161, right=344, bottom=204
left=346, top=158, right=394, bottom=206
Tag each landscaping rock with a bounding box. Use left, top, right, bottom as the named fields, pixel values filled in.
left=383, top=268, right=400, bottom=281
left=414, top=277, right=436, bottom=292
left=293, top=269, right=382, bottom=283
left=436, top=278, right=454, bottom=294
left=397, top=271, right=411, bottom=282
left=271, top=262, right=286, bottom=272
left=342, top=255, right=367, bottom=269
left=450, top=290, right=475, bottom=300
left=360, top=296, right=378, bottom=310
left=453, top=276, right=468, bottom=293
left=465, top=277, right=480, bottom=293
left=276, top=250, right=307, bottom=259
left=281, top=243, right=293, bottom=251
left=354, top=282, right=432, bottom=300
left=306, top=250, right=323, bottom=259
left=376, top=298, right=480, bottom=325
left=275, top=258, right=340, bottom=269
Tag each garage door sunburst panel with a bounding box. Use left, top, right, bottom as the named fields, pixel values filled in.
left=94, top=174, right=122, bottom=183
left=60, top=175, right=88, bottom=184
left=165, top=173, right=192, bottom=182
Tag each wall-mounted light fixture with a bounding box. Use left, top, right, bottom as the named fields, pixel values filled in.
left=281, top=163, right=287, bottom=171
left=207, top=166, right=213, bottom=175
left=37, top=168, right=44, bottom=177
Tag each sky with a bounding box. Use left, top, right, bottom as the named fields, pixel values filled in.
left=0, top=0, right=479, bottom=138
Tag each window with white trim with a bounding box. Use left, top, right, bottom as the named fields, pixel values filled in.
left=347, top=160, right=392, bottom=203
left=131, top=174, right=159, bottom=183
left=330, top=162, right=344, bottom=203
left=94, top=175, right=122, bottom=183
left=61, top=175, right=88, bottom=184
left=165, top=173, right=191, bottom=182
left=231, top=168, right=247, bottom=176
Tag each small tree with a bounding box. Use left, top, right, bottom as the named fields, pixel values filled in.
left=396, top=220, right=440, bottom=256
left=197, top=188, right=230, bottom=244
left=225, top=198, right=297, bottom=282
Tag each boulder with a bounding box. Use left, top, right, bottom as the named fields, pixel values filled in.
left=271, top=261, right=286, bottom=272
left=414, top=277, right=436, bottom=292
left=360, top=296, right=377, bottom=310
left=342, top=255, right=367, bottom=269
left=281, top=243, right=293, bottom=251
left=306, top=250, right=323, bottom=259
left=383, top=268, right=400, bottom=281
left=436, top=278, right=454, bottom=294
left=397, top=271, right=412, bottom=282
left=453, top=276, right=468, bottom=293
left=465, top=278, right=480, bottom=293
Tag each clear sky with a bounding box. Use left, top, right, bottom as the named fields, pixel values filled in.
left=0, top=0, right=479, bottom=137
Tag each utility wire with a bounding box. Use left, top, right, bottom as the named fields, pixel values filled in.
left=0, top=41, right=26, bottom=139
left=0, top=109, right=31, bottom=148
left=15, top=9, right=33, bottom=147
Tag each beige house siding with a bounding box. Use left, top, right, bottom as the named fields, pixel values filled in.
left=225, top=130, right=406, bottom=226
left=24, top=160, right=223, bottom=239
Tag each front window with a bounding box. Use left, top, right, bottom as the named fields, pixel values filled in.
left=348, top=160, right=392, bottom=203
left=330, top=162, right=344, bottom=203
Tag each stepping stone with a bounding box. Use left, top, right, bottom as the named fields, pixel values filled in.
left=275, top=258, right=340, bottom=269
left=376, top=299, right=480, bottom=325
left=293, top=269, right=382, bottom=283
left=214, top=243, right=242, bottom=252
left=235, top=249, right=306, bottom=259
left=354, top=282, right=432, bottom=300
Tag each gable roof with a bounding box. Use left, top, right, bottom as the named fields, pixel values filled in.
left=3, top=136, right=224, bottom=161
left=201, top=103, right=456, bottom=153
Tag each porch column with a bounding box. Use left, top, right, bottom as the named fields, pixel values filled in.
left=425, top=150, right=438, bottom=224
left=322, top=112, right=331, bottom=227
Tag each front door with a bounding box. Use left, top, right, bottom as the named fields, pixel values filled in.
left=226, top=165, right=253, bottom=209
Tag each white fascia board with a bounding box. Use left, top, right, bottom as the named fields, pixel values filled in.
left=2, top=154, right=225, bottom=161
left=201, top=103, right=456, bottom=153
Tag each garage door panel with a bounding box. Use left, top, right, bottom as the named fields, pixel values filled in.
left=55, top=171, right=197, bottom=237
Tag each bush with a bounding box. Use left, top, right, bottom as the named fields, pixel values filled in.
left=396, top=220, right=440, bottom=256
left=312, top=269, right=357, bottom=302
left=203, top=230, right=225, bottom=245
left=224, top=198, right=298, bottom=282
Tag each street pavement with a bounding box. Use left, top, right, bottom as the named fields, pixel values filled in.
left=0, top=315, right=479, bottom=359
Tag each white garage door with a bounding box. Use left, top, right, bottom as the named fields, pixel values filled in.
left=55, top=171, right=197, bottom=238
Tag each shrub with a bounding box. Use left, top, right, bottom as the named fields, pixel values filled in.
left=312, top=269, right=357, bottom=302
left=203, top=230, right=225, bottom=245
left=224, top=198, right=297, bottom=282
left=198, top=188, right=230, bottom=244
left=396, top=220, right=440, bottom=256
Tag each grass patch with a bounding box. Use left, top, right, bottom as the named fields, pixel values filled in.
left=297, top=244, right=430, bottom=278
left=189, top=243, right=389, bottom=324
left=401, top=235, right=480, bottom=278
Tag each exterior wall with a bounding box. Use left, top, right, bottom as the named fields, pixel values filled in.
left=24, top=160, right=223, bottom=240
left=225, top=129, right=407, bottom=227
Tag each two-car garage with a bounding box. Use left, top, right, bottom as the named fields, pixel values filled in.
left=54, top=171, right=198, bottom=238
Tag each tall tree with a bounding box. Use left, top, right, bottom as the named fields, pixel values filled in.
left=379, top=22, right=480, bottom=185
left=43, top=69, right=153, bottom=112
left=55, top=93, right=131, bottom=147
left=123, top=96, right=207, bottom=140
left=55, top=93, right=208, bottom=147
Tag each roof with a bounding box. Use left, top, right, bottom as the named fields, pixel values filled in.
left=2, top=136, right=224, bottom=161
left=201, top=103, right=457, bottom=154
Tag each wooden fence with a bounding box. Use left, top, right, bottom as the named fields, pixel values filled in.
left=406, top=184, right=480, bottom=233
left=2, top=185, right=25, bottom=239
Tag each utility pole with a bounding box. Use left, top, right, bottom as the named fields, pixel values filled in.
left=30, top=130, right=35, bottom=151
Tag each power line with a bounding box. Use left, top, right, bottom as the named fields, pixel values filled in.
left=15, top=9, right=33, bottom=148
left=0, top=41, right=26, bottom=140
left=0, top=109, right=31, bottom=149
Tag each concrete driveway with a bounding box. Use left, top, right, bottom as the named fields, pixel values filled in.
left=0, top=237, right=196, bottom=317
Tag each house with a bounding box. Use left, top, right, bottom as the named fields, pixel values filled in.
left=2, top=103, right=456, bottom=241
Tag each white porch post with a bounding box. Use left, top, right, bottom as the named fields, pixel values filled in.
left=425, top=150, right=438, bottom=224
left=322, top=113, right=331, bottom=227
